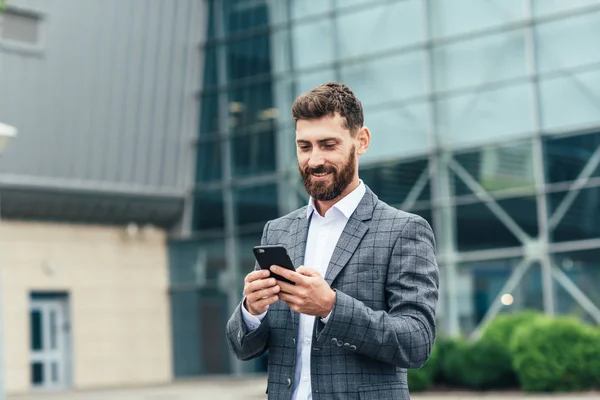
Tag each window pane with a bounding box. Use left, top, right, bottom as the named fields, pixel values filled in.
left=50, top=310, right=57, bottom=350
left=199, top=92, right=219, bottom=137
left=52, top=362, right=59, bottom=383
left=291, top=0, right=331, bottom=19
left=30, top=309, right=42, bottom=351
left=543, top=131, right=600, bottom=184
left=292, top=19, right=334, bottom=70
left=195, top=139, right=222, bottom=183
left=539, top=69, right=600, bottom=131
left=431, top=0, right=524, bottom=38
left=534, top=0, right=600, bottom=16
left=227, top=34, right=272, bottom=81
left=193, top=190, right=225, bottom=231
left=361, top=103, right=430, bottom=162
left=170, top=290, right=202, bottom=377
left=31, top=362, right=44, bottom=385
left=230, top=130, right=277, bottom=178
left=340, top=51, right=427, bottom=107
left=536, top=11, right=600, bottom=73
left=549, top=187, right=600, bottom=242
left=336, top=1, right=424, bottom=59
left=168, top=239, right=226, bottom=286
left=234, top=184, right=279, bottom=226
left=228, top=82, right=275, bottom=131
left=436, top=84, right=534, bottom=148
left=433, top=30, right=527, bottom=92
left=223, top=0, right=270, bottom=35
left=296, top=69, right=336, bottom=95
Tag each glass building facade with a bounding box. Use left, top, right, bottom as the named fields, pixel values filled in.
left=169, top=0, right=600, bottom=376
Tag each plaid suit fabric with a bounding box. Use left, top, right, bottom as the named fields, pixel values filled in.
left=226, top=186, right=439, bottom=400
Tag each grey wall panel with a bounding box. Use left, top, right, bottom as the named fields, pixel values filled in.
left=0, top=0, right=203, bottom=194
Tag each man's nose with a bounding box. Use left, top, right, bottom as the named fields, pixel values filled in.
left=307, top=150, right=325, bottom=168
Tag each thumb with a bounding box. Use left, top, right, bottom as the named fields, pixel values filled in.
left=296, top=265, right=321, bottom=277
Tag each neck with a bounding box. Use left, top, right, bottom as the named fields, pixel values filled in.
left=314, top=178, right=360, bottom=216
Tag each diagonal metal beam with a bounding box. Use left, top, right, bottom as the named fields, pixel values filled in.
left=449, top=159, right=532, bottom=244
left=401, top=166, right=431, bottom=211
left=548, top=145, right=600, bottom=231
left=470, top=258, right=534, bottom=340
left=551, top=263, right=600, bottom=324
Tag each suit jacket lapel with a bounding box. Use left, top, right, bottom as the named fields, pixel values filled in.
left=287, top=213, right=310, bottom=332
left=324, top=187, right=376, bottom=285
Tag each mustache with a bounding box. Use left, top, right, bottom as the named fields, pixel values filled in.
left=305, top=165, right=335, bottom=175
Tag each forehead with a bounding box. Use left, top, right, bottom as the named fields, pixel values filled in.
left=295, top=114, right=351, bottom=141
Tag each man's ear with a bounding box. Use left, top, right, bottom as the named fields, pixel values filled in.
left=356, top=126, right=371, bottom=155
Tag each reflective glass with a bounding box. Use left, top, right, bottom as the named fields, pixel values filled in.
left=195, top=139, right=222, bottom=183
left=340, top=51, right=427, bottom=106
left=193, top=190, right=225, bottom=231
left=361, top=103, right=430, bottom=163
left=431, top=0, right=524, bottom=38
left=436, top=84, right=534, bottom=148
left=534, top=0, right=600, bottom=16
left=168, top=238, right=226, bottom=286
left=170, top=290, right=202, bottom=377
left=31, top=362, right=44, bottom=385
left=198, top=92, right=220, bottom=137
left=549, top=186, right=600, bottom=242
left=228, top=81, right=275, bottom=131
left=336, top=0, right=424, bottom=59
left=291, top=19, right=334, bottom=70
left=230, top=130, right=277, bottom=178
left=539, top=69, right=600, bottom=131
left=234, top=183, right=279, bottom=226
left=296, top=69, right=336, bottom=95
left=536, top=11, right=600, bottom=73
left=291, top=0, right=332, bottom=19
left=543, top=131, right=600, bottom=184
left=30, top=310, right=43, bottom=351
left=222, top=0, right=270, bottom=36
left=227, top=34, right=272, bottom=81
left=433, top=30, right=527, bottom=91
left=360, top=158, right=430, bottom=206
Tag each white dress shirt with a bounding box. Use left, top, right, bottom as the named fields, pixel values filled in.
left=242, top=180, right=366, bottom=399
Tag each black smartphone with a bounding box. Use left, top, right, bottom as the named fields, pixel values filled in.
left=253, top=245, right=296, bottom=285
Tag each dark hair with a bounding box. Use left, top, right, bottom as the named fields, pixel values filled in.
left=291, top=82, right=364, bottom=135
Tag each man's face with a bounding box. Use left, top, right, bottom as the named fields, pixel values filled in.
left=296, top=114, right=358, bottom=202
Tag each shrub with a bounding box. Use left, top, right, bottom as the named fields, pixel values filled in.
left=408, top=338, right=440, bottom=392
left=511, top=316, right=600, bottom=392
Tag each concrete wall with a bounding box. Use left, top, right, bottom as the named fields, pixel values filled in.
left=0, top=220, right=172, bottom=393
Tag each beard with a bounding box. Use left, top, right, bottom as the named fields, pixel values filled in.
left=299, top=146, right=356, bottom=202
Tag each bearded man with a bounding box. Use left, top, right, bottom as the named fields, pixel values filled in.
left=226, top=82, right=439, bottom=400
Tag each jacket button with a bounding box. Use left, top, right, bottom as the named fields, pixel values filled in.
left=337, top=339, right=343, bottom=347
left=286, top=378, right=292, bottom=387
left=330, top=338, right=337, bottom=345
left=343, top=342, right=350, bottom=349
left=350, top=345, right=357, bottom=351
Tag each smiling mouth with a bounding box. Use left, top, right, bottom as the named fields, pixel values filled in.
left=312, top=172, right=332, bottom=177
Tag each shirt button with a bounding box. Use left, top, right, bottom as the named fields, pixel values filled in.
left=331, top=338, right=337, bottom=345
left=305, top=338, right=310, bottom=344
left=286, top=378, right=292, bottom=387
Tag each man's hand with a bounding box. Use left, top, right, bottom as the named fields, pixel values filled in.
left=271, top=265, right=336, bottom=318
left=243, top=269, right=280, bottom=316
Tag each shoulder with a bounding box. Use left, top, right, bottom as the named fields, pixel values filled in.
left=264, top=206, right=307, bottom=232
left=372, top=198, right=433, bottom=234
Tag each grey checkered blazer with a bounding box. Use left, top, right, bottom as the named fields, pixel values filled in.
left=226, top=186, right=439, bottom=400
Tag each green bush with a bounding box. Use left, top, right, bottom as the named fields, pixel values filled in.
left=408, top=338, right=440, bottom=392
left=511, top=316, right=600, bottom=392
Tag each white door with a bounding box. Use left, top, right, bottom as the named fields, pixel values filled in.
left=29, top=298, right=71, bottom=390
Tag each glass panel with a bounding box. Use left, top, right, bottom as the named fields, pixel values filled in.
left=433, top=30, right=527, bottom=92
left=536, top=11, right=600, bottom=73
left=201, top=44, right=218, bottom=91
left=198, top=92, right=219, bottom=137
left=291, top=0, right=331, bottom=19
left=335, top=0, right=388, bottom=9
left=453, top=141, right=536, bottom=196
left=295, top=69, right=336, bottom=95
left=292, top=19, right=334, bottom=70
left=31, top=362, right=44, bottom=385
left=361, top=103, right=430, bottom=162
left=234, top=184, right=279, bottom=226
left=552, top=249, right=600, bottom=324
left=170, top=290, right=202, bottom=377
left=455, top=201, right=524, bottom=251
left=431, top=0, right=525, bottom=38
left=457, top=260, right=543, bottom=334
left=227, top=34, right=272, bottom=81
left=168, top=239, right=227, bottom=287
left=543, top=131, right=600, bottom=184
left=534, top=0, right=600, bottom=15
left=223, top=0, right=270, bottom=36
left=50, top=310, right=57, bottom=350
left=228, top=81, right=275, bottom=131
left=539, top=69, right=600, bottom=131
left=336, top=1, right=424, bottom=59
left=549, top=187, right=600, bottom=242
left=436, top=84, right=534, bottom=148
left=30, top=309, right=42, bottom=351
left=340, top=51, right=427, bottom=106
left=360, top=158, right=430, bottom=206
left=230, top=130, right=277, bottom=178
left=52, top=362, right=58, bottom=383
left=195, top=139, right=222, bottom=183
left=238, top=230, right=265, bottom=276
left=192, top=190, right=225, bottom=231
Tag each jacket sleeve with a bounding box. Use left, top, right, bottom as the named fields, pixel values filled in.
left=225, top=221, right=271, bottom=361
left=315, top=215, right=439, bottom=369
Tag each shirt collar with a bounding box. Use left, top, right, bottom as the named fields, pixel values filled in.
left=306, top=180, right=366, bottom=219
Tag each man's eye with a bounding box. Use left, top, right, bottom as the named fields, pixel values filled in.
left=323, top=143, right=336, bottom=149
left=298, top=146, right=310, bottom=151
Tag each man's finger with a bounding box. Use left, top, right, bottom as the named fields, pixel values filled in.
left=277, top=280, right=299, bottom=295
left=247, top=278, right=277, bottom=294
left=248, top=285, right=280, bottom=302
left=270, top=265, right=303, bottom=284
left=296, top=265, right=321, bottom=277
left=252, top=294, right=279, bottom=309
left=246, top=269, right=270, bottom=283
left=277, top=292, right=298, bottom=304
